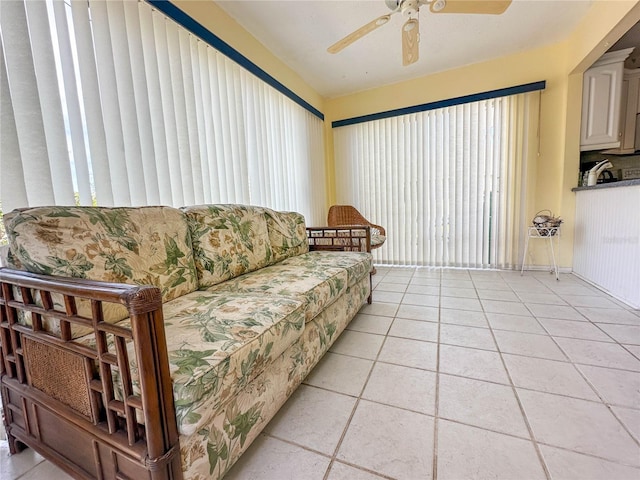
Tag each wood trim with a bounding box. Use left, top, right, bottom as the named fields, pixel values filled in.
left=0, top=268, right=182, bottom=479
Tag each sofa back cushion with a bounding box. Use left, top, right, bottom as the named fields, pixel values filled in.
left=265, top=209, right=309, bottom=264
left=4, top=205, right=198, bottom=315
left=182, top=204, right=273, bottom=288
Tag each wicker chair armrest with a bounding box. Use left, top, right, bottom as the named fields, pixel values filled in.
left=369, top=223, right=386, bottom=236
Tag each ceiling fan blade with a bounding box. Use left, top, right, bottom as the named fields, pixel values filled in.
left=328, top=14, right=392, bottom=54
left=402, top=17, right=419, bottom=66
left=429, top=0, right=512, bottom=15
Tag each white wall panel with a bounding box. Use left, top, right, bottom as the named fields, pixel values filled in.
left=573, top=186, right=640, bottom=308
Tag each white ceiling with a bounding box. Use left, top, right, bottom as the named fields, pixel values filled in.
left=216, top=0, right=594, bottom=98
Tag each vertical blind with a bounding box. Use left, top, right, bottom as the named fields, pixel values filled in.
left=0, top=0, right=326, bottom=226
left=334, top=92, right=538, bottom=268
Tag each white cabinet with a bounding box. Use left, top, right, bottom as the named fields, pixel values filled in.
left=603, top=69, right=640, bottom=154
left=580, top=48, right=634, bottom=151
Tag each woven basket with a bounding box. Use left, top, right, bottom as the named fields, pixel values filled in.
left=532, top=210, right=562, bottom=237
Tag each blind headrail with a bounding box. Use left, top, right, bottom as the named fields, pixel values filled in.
left=332, top=81, right=546, bottom=128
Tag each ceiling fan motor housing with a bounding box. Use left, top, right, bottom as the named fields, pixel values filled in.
left=401, top=0, right=419, bottom=17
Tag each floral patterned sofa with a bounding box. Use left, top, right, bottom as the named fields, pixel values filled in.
left=0, top=204, right=372, bottom=480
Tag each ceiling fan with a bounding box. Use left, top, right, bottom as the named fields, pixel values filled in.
left=327, top=0, right=512, bottom=66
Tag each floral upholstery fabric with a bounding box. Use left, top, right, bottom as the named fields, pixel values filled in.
left=280, top=251, right=372, bottom=287
left=77, top=289, right=306, bottom=436
left=179, top=275, right=371, bottom=479
left=206, top=263, right=350, bottom=322
left=182, top=205, right=273, bottom=288
left=163, top=291, right=305, bottom=434
left=3, top=206, right=197, bottom=337
left=264, top=209, right=308, bottom=263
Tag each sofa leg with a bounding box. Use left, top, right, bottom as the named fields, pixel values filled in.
left=6, top=430, right=26, bottom=455
left=368, top=273, right=373, bottom=304
left=371, top=266, right=377, bottom=275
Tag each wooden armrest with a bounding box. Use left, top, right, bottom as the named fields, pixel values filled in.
left=306, top=226, right=371, bottom=253
left=0, top=268, right=179, bottom=474
left=0, top=268, right=161, bottom=314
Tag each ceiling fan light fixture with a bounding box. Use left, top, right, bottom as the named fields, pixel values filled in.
left=431, top=0, right=446, bottom=12
left=403, top=19, right=418, bottom=32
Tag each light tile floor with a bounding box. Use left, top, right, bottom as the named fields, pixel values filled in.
left=2, top=268, right=640, bottom=479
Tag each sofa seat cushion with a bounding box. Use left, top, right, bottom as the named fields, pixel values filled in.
left=78, top=290, right=305, bottom=435
left=163, top=291, right=305, bottom=433
left=279, top=251, right=372, bottom=287
left=3, top=206, right=198, bottom=338
left=182, top=205, right=273, bottom=288
left=206, top=263, right=349, bottom=322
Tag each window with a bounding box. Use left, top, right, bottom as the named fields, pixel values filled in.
left=0, top=0, right=326, bottom=244
left=333, top=92, right=539, bottom=268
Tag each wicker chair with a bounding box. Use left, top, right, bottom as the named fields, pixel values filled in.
left=328, top=205, right=386, bottom=273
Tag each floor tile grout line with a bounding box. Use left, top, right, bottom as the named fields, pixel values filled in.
left=532, top=441, right=640, bottom=470
left=474, top=275, right=553, bottom=480
left=588, top=317, right=637, bottom=345
left=621, top=344, right=640, bottom=361
left=13, top=458, right=48, bottom=480
left=608, top=407, right=640, bottom=448
left=432, top=268, right=442, bottom=480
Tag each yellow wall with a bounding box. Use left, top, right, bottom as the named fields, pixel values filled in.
left=181, top=0, right=640, bottom=268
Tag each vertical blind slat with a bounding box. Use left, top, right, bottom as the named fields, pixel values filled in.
left=52, top=0, right=92, bottom=205
left=90, top=0, right=131, bottom=206
left=25, top=0, right=76, bottom=205
left=70, top=0, right=114, bottom=205
left=0, top=47, right=29, bottom=212
left=1, top=0, right=57, bottom=207
left=141, top=8, right=171, bottom=206
left=124, top=0, right=160, bottom=205
left=107, top=0, right=146, bottom=205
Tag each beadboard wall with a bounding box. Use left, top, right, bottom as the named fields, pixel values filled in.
left=573, top=184, right=640, bottom=308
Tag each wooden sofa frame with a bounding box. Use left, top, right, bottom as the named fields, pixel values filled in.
left=0, top=226, right=371, bottom=480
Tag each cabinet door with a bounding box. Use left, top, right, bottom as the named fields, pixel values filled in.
left=580, top=61, right=623, bottom=150
left=621, top=75, right=640, bottom=152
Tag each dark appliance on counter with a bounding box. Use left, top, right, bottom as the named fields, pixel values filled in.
left=599, top=170, right=617, bottom=183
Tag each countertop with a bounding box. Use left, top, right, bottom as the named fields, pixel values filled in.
left=572, top=178, right=640, bottom=192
